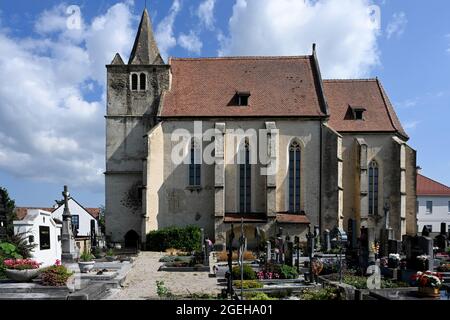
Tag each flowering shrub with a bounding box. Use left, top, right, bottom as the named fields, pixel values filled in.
left=257, top=270, right=280, bottom=280
left=3, top=259, right=40, bottom=270
left=411, top=271, right=442, bottom=288
left=40, top=260, right=73, bottom=286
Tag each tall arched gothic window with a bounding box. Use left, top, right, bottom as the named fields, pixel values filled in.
left=189, top=140, right=201, bottom=186
left=131, top=73, right=138, bottom=91
left=139, top=73, right=146, bottom=91
left=239, top=140, right=251, bottom=213
left=289, top=141, right=301, bottom=213
left=368, top=160, right=379, bottom=215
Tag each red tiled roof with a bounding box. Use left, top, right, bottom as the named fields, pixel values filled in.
left=276, top=213, right=310, bottom=224
left=323, top=79, right=408, bottom=139
left=85, top=208, right=100, bottom=219
left=15, top=207, right=55, bottom=220
left=160, top=57, right=408, bottom=140
left=417, top=174, right=450, bottom=196
left=160, top=56, right=327, bottom=118
left=14, top=207, right=101, bottom=220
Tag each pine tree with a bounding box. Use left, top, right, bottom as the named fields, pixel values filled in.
left=0, top=187, right=17, bottom=238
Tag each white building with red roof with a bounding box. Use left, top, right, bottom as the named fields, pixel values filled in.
left=417, top=173, right=450, bottom=234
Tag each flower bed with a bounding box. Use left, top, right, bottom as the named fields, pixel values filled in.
left=4, top=258, right=40, bottom=270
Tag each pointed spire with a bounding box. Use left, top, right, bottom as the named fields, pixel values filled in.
left=128, top=8, right=164, bottom=65
left=111, top=53, right=125, bottom=65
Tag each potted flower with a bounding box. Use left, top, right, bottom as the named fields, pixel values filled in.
left=4, top=258, right=41, bottom=281
left=388, top=254, right=401, bottom=268
left=78, top=251, right=95, bottom=273
left=411, top=271, right=442, bottom=297
left=105, top=249, right=117, bottom=262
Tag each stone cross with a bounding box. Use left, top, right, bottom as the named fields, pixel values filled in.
left=61, top=185, right=78, bottom=262
left=62, top=186, right=71, bottom=220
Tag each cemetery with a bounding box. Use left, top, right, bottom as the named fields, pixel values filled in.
left=1, top=185, right=450, bottom=300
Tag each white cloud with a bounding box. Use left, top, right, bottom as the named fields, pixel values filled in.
left=155, top=0, right=181, bottom=60
left=396, top=98, right=418, bottom=109
left=0, top=2, right=137, bottom=191
left=403, top=120, right=420, bottom=130
left=178, top=31, right=203, bottom=54
left=386, top=12, right=407, bottom=39
left=197, top=0, right=216, bottom=30
left=219, top=0, right=381, bottom=79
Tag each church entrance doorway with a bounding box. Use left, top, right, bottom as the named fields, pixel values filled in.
left=124, top=229, right=140, bottom=250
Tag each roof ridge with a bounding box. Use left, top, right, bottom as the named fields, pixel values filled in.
left=323, top=78, right=378, bottom=82
left=169, top=55, right=311, bottom=61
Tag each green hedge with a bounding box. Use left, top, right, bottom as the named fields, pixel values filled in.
left=146, top=226, right=202, bottom=252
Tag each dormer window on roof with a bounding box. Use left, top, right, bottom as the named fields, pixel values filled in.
left=345, top=105, right=366, bottom=120
left=236, top=91, right=250, bottom=106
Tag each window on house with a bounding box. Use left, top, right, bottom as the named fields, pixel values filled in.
left=189, top=140, right=201, bottom=187
left=39, top=226, right=50, bottom=250
left=236, top=92, right=250, bottom=106
left=448, top=201, right=450, bottom=213
left=72, top=215, right=79, bottom=230
left=131, top=73, right=138, bottom=91
left=239, top=140, right=251, bottom=213
left=289, top=141, right=301, bottom=213
left=139, top=73, right=146, bottom=91
left=368, top=160, right=379, bottom=215
left=354, top=109, right=365, bottom=120
left=426, top=201, right=433, bottom=214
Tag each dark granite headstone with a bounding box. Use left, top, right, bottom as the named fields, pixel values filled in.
left=388, top=239, right=402, bottom=254
left=285, top=241, right=294, bottom=266
left=347, top=219, right=357, bottom=249
left=422, top=225, right=430, bottom=237
left=434, top=224, right=447, bottom=253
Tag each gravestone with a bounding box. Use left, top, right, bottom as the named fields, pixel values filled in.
left=418, top=236, right=434, bottom=271
left=380, top=229, right=389, bottom=258
left=422, top=225, right=430, bottom=237
left=388, top=239, right=402, bottom=254
left=285, top=241, right=294, bottom=266
left=434, top=223, right=448, bottom=253
left=323, top=229, right=331, bottom=252
left=347, top=219, right=357, bottom=250
left=359, top=227, right=370, bottom=272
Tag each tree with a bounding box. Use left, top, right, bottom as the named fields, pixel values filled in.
left=0, top=187, right=17, bottom=238
left=98, top=205, right=106, bottom=235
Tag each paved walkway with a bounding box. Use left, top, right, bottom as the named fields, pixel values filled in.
left=108, top=251, right=221, bottom=300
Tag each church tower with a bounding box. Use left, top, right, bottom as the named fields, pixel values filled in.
left=105, top=8, right=170, bottom=247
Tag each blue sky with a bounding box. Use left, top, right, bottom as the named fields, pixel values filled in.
left=0, top=0, right=449, bottom=208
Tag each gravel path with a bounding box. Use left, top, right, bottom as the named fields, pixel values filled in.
left=109, top=251, right=221, bottom=300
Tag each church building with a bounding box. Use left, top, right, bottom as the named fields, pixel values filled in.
left=105, top=8, right=417, bottom=250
